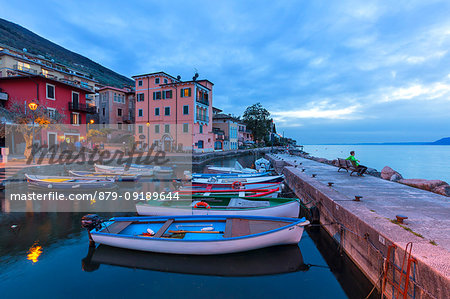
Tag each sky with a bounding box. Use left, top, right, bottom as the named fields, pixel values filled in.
left=1, top=0, right=450, bottom=144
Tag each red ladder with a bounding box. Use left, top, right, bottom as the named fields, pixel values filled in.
left=382, top=242, right=416, bottom=299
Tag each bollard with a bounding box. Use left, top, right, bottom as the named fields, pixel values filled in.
left=328, top=182, right=334, bottom=187
left=354, top=195, right=363, bottom=201
left=396, top=215, right=408, bottom=224
left=311, top=174, right=317, bottom=178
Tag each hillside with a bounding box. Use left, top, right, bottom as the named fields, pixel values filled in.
left=0, top=18, right=133, bottom=88
left=431, top=137, right=450, bottom=145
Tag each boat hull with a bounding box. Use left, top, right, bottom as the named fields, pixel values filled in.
left=136, top=200, right=299, bottom=217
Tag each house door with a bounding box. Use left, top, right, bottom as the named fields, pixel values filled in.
left=72, top=92, right=79, bottom=108
left=48, top=133, right=57, bottom=146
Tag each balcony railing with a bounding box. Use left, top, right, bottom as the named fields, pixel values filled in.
left=13, top=64, right=38, bottom=75
left=196, top=114, right=209, bottom=122
left=196, top=98, right=209, bottom=106
left=122, top=116, right=135, bottom=123
left=68, top=102, right=97, bottom=114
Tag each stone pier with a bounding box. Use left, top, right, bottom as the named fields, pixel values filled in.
left=267, top=153, right=449, bottom=299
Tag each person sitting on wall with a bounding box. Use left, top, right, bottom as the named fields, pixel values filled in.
left=346, top=151, right=368, bottom=176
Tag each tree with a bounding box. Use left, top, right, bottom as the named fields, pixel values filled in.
left=0, top=100, right=65, bottom=158
left=242, top=103, right=272, bottom=143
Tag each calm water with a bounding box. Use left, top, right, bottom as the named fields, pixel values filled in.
left=0, top=156, right=377, bottom=299
left=304, top=145, right=450, bottom=183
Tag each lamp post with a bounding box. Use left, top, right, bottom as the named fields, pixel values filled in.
left=146, top=122, right=150, bottom=150
left=28, top=101, right=38, bottom=164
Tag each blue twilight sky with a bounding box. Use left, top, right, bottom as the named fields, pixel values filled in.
left=1, top=0, right=450, bottom=144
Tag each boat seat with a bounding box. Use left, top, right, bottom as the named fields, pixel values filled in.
left=154, top=219, right=174, bottom=238
left=103, top=221, right=132, bottom=234
left=223, top=218, right=250, bottom=238
left=227, top=198, right=270, bottom=208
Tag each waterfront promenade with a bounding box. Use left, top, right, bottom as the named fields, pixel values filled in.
left=267, top=153, right=450, bottom=299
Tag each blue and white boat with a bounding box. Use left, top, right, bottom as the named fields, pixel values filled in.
left=124, top=163, right=173, bottom=174
left=186, top=171, right=271, bottom=179
left=82, top=215, right=309, bottom=255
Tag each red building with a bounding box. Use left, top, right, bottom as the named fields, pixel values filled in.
left=0, top=75, right=95, bottom=152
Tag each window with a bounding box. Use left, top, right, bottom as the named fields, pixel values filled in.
left=102, top=108, right=105, bottom=116
left=155, top=107, right=160, bottom=116
left=155, top=124, right=160, bottom=133
left=164, top=107, right=170, bottom=116
left=199, top=125, right=203, bottom=134
left=138, top=126, right=143, bottom=133
left=18, top=61, right=31, bottom=71
left=164, top=124, right=170, bottom=133
left=42, top=69, right=49, bottom=77
left=164, top=78, right=168, bottom=84
left=47, top=108, right=56, bottom=119
left=138, top=80, right=143, bottom=86
left=153, top=91, right=161, bottom=100
left=137, top=93, right=144, bottom=102
left=118, top=123, right=122, bottom=130
left=71, top=113, right=80, bottom=126
left=164, top=90, right=172, bottom=99
left=155, top=78, right=160, bottom=84
left=138, top=109, right=143, bottom=117
left=183, top=123, right=189, bottom=133
left=197, top=140, right=204, bottom=149
left=72, top=92, right=79, bottom=106
left=183, top=105, right=189, bottom=115
left=118, top=108, right=122, bottom=116
left=181, top=88, right=191, bottom=97
left=46, top=84, right=55, bottom=100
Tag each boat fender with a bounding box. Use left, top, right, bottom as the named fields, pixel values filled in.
left=146, top=228, right=155, bottom=235
left=231, top=181, right=243, bottom=190
left=193, top=201, right=211, bottom=209
left=47, top=184, right=53, bottom=189
left=201, top=227, right=214, bottom=231
left=72, top=184, right=81, bottom=189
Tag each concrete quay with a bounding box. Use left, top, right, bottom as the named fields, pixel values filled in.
left=266, top=153, right=450, bottom=299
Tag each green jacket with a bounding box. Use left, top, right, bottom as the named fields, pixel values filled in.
left=346, top=155, right=359, bottom=166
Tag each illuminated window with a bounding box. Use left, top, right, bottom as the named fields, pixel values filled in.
left=181, top=88, right=191, bottom=97
left=17, top=61, right=31, bottom=71
left=71, top=113, right=80, bottom=125
left=42, top=69, right=49, bottom=77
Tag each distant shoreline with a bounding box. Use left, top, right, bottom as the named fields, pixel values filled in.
left=304, top=137, right=450, bottom=146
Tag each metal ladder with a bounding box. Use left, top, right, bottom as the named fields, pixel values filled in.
left=382, top=242, right=416, bottom=299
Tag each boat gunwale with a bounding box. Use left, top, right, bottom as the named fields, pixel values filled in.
left=91, top=215, right=309, bottom=242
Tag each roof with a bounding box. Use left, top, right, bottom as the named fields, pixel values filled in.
left=98, top=86, right=134, bottom=94
left=213, top=113, right=240, bottom=122
left=0, top=75, right=95, bottom=94
left=159, top=80, right=211, bottom=91
left=131, top=71, right=180, bottom=81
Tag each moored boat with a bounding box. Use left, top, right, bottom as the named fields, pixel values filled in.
left=191, top=175, right=284, bottom=188
left=135, top=195, right=300, bottom=217
left=82, top=215, right=309, bottom=255
left=124, top=163, right=173, bottom=174
left=177, top=183, right=283, bottom=198
left=25, top=174, right=116, bottom=189
left=187, top=171, right=271, bottom=179
left=207, top=161, right=258, bottom=174
left=68, top=170, right=140, bottom=182
left=94, top=164, right=154, bottom=177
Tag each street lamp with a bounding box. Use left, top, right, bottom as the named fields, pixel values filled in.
left=28, top=101, right=38, bottom=164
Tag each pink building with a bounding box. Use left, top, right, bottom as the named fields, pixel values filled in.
left=132, top=71, right=214, bottom=152
left=238, top=122, right=254, bottom=147
left=97, top=86, right=135, bottom=130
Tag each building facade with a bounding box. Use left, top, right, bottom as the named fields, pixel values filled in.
left=132, top=71, right=214, bottom=152
left=212, top=113, right=239, bottom=151
left=238, top=122, right=254, bottom=147
left=98, top=86, right=135, bottom=128
left=0, top=75, right=95, bottom=153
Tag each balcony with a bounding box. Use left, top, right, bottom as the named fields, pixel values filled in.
left=196, top=114, right=209, bottom=122
left=196, top=98, right=209, bottom=106
left=13, top=64, right=38, bottom=75
left=122, top=116, right=135, bottom=123
left=68, top=102, right=97, bottom=114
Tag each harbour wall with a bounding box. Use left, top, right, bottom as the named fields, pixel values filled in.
left=266, top=153, right=449, bottom=299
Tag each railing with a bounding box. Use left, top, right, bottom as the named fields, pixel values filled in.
left=59, top=78, right=94, bottom=91
left=122, top=116, right=135, bottom=123
left=68, top=102, right=97, bottom=113
left=196, top=98, right=209, bottom=106
left=196, top=114, right=209, bottom=122
left=13, top=64, right=38, bottom=74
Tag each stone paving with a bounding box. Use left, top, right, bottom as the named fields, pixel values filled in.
left=271, top=154, right=450, bottom=252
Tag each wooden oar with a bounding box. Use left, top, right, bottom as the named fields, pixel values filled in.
left=168, top=230, right=224, bottom=234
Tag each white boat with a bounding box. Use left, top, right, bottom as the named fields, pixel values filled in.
left=68, top=170, right=140, bottom=182
left=135, top=195, right=299, bottom=217
left=255, top=158, right=271, bottom=172
left=191, top=175, right=284, bottom=187
left=207, top=161, right=257, bottom=174
left=94, top=164, right=154, bottom=177
left=124, top=163, right=173, bottom=174
left=25, top=174, right=115, bottom=189
left=83, top=215, right=309, bottom=255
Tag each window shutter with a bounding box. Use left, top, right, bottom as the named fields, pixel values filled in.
left=180, top=88, right=184, bottom=97
left=162, top=91, right=166, bottom=99
left=153, top=92, right=156, bottom=100
left=188, top=88, right=191, bottom=97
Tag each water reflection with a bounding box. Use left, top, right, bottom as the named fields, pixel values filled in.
left=27, top=242, right=42, bottom=263
left=82, top=244, right=309, bottom=277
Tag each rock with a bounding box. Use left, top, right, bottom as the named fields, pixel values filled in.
left=381, top=166, right=403, bottom=181
left=398, top=179, right=448, bottom=192
left=432, top=185, right=450, bottom=197
left=332, top=159, right=338, bottom=166
left=390, top=173, right=403, bottom=182
left=316, top=158, right=329, bottom=164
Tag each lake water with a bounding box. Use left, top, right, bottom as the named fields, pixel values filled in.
left=303, top=145, right=450, bottom=183
left=0, top=155, right=377, bottom=299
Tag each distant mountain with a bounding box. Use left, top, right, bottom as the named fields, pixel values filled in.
left=0, top=18, right=134, bottom=88
left=431, top=137, right=450, bottom=145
